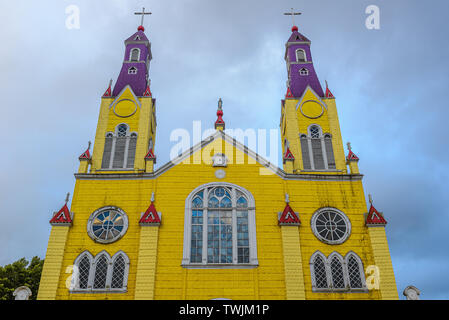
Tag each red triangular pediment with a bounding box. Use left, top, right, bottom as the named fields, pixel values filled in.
left=346, top=150, right=359, bottom=161
left=79, top=149, right=91, bottom=160
left=143, top=85, right=152, bottom=97
left=279, top=204, right=301, bottom=225
left=366, top=204, right=387, bottom=226
left=145, top=149, right=156, bottom=160
left=49, top=203, right=72, bottom=225
left=139, top=203, right=161, bottom=225
left=325, top=87, right=335, bottom=98
left=285, top=87, right=294, bottom=98
left=103, top=85, right=112, bottom=97
left=283, top=147, right=295, bottom=161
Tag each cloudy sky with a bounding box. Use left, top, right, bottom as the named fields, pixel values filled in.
left=0, top=0, right=448, bottom=299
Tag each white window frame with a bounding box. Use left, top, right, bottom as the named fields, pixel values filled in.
left=311, top=207, right=351, bottom=245
left=71, top=250, right=130, bottom=293
left=181, top=182, right=258, bottom=268
left=310, top=251, right=368, bottom=293
left=296, top=49, right=307, bottom=62
left=129, top=48, right=141, bottom=61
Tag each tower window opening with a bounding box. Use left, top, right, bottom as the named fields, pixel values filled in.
left=300, top=125, right=336, bottom=170
left=130, top=48, right=140, bottom=61
left=101, top=124, right=138, bottom=170
left=128, top=67, right=138, bottom=75
left=296, top=49, right=306, bottom=62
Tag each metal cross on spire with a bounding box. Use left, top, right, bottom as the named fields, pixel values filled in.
left=368, top=194, right=374, bottom=205
left=135, top=7, right=152, bottom=26
left=347, top=142, right=352, bottom=151
left=284, top=8, right=302, bottom=26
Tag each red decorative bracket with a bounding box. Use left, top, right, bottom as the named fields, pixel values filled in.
left=143, top=85, right=152, bottom=97
left=145, top=149, right=156, bottom=163
left=139, top=202, right=161, bottom=226
left=325, top=80, right=335, bottom=98
left=346, top=142, right=359, bottom=161
left=278, top=203, right=301, bottom=226
left=285, top=87, right=294, bottom=99
left=78, top=141, right=91, bottom=160
left=366, top=203, right=387, bottom=226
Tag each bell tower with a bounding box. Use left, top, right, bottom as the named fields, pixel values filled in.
left=280, top=22, right=346, bottom=174
left=89, top=15, right=157, bottom=174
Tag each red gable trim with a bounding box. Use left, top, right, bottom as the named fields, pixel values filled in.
left=79, top=149, right=91, bottom=160
left=285, top=87, right=294, bottom=99
left=143, top=85, right=152, bottom=97
left=283, top=147, right=295, bottom=162
left=102, top=85, right=112, bottom=98
left=139, top=203, right=161, bottom=226
left=366, top=204, right=387, bottom=226
left=49, top=204, right=73, bottom=226
left=325, top=87, right=335, bottom=98
left=278, top=204, right=301, bottom=226
left=346, top=150, right=359, bottom=161
left=145, top=149, right=156, bottom=162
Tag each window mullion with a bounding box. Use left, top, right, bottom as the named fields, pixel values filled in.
left=202, top=188, right=208, bottom=264
left=321, top=137, right=329, bottom=170
left=307, top=137, right=314, bottom=169
left=232, top=188, right=237, bottom=264
left=109, top=136, right=116, bottom=169
left=123, top=136, right=130, bottom=168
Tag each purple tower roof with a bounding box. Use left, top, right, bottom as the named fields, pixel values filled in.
left=112, top=27, right=152, bottom=97
left=285, top=26, right=324, bottom=98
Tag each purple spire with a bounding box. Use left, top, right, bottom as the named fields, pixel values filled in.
left=112, top=28, right=152, bottom=97
left=284, top=27, right=324, bottom=98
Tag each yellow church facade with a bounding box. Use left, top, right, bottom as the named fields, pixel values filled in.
left=37, top=22, right=398, bottom=300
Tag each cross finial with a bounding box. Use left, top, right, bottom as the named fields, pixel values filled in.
left=65, top=192, right=70, bottom=204
left=368, top=194, right=373, bottom=205
left=284, top=8, right=302, bottom=27
left=88, top=141, right=91, bottom=150
left=134, top=7, right=152, bottom=28
left=285, top=193, right=290, bottom=203
left=218, top=98, right=223, bottom=110
left=151, top=192, right=155, bottom=202
left=347, top=142, right=352, bottom=151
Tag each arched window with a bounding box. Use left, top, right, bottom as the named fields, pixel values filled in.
left=71, top=250, right=129, bottom=293
left=329, top=253, right=345, bottom=289
left=182, top=183, right=258, bottom=267
left=345, top=252, right=365, bottom=290
left=296, top=49, right=306, bottom=62
left=128, top=67, right=137, bottom=74
left=299, top=125, right=336, bottom=170
left=310, top=251, right=367, bottom=292
left=130, top=48, right=140, bottom=61
left=101, top=124, right=138, bottom=170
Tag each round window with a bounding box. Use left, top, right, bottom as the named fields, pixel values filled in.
left=311, top=208, right=351, bottom=244
left=87, top=207, right=128, bottom=244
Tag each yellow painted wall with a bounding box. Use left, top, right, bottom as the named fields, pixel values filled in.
left=40, top=137, right=396, bottom=300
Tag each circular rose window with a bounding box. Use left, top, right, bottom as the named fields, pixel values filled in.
left=87, top=207, right=128, bottom=244
left=311, top=208, right=351, bottom=244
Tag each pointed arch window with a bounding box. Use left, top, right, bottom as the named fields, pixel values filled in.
left=71, top=251, right=130, bottom=293
left=130, top=48, right=140, bottom=61
left=300, top=125, right=336, bottom=170
left=182, top=183, right=258, bottom=268
left=296, top=49, right=307, bottom=62
left=310, top=251, right=367, bottom=292
left=101, top=124, right=138, bottom=170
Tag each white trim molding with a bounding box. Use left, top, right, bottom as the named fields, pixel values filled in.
left=181, top=182, right=258, bottom=269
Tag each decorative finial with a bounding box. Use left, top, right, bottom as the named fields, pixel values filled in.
left=347, top=142, right=352, bottom=151
left=325, top=80, right=328, bottom=88
left=215, top=98, right=225, bottom=130
left=218, top=98, right=223, bottom=110
left=134, top=7, right=152, bottom=31
left=368, top=194, right=373, bottom=205
left=151, top=192, right=155, bottom=202
left=88, top=141, right=91, bottom=150
left=109, top=79, right=113, bottom=88
left=285, top=193, right=290, bottom=203
left=65, top=192, right=70, bottom=204
left=284, top=8, right=302, bottom=31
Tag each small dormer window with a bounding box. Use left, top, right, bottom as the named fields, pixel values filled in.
left=130, top=48, right=140, bottom=61
left=128, top=67, right=137, bottom=74
left=296, top=49, right=306, bottom=62
left=134, top=35, right=141, bottom=41
left=299, top=68, right=309, bottom=76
